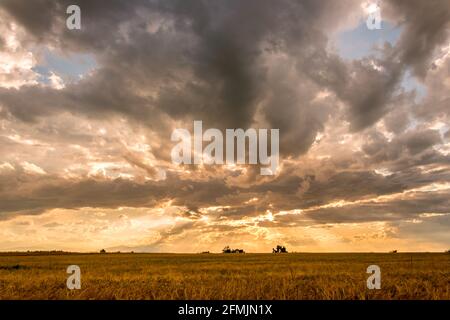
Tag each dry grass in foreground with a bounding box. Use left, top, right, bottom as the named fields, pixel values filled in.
left=0, top=252, right=449, bottom=299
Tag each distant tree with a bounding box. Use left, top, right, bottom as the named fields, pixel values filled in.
left=100, top=249, right=106, bottom=254
left=390, top=250, right=398, bottom=253
left=223, top=246, right=245, bottom=254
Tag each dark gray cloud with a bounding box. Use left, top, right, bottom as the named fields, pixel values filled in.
left=362, top=128, right=443, bottom=162
left=2, top=163, right=449, bottom=224
left=304, top=190, right=450, bottom=224
left=1, top=0, right=448, bottom=135
left=385, top=0, right=450, bottom=79
left=0, top=0, right=360, bottom=157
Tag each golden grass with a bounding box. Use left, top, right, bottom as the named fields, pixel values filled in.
left=0, top=253, right=449, bottom=299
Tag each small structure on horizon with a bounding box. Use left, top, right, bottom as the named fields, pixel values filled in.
left=272, top=245, right=288, bottom=253
left=100, top=249, right=106, bottom=254
left=390, top=250, right=398, bottom=253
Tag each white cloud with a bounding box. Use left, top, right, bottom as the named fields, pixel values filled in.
left=21, top=161, right=46, bottom=175
left=0, top=11, right=38, bottom=88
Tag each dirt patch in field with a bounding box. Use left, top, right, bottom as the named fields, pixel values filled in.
left=0, top=264, right=30, bottom=270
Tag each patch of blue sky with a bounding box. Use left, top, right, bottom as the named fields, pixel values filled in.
left=33, top=49, right=97, bottom=85
left=400, top=70, right=427, bottom=102
left=335, top=20, right=427, bottom=102
left=335, top=20, right=401, bottom=60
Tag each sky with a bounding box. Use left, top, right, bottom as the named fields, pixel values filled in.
left=0, top=0, right=449, bottom=253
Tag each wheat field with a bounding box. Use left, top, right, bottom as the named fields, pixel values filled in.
left=0, top=253, right=449, bottom=300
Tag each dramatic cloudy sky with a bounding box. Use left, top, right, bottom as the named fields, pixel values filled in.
left=0, top=0, right=449, bottom=252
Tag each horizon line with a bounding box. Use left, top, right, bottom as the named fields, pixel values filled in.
left=1, top=250, right=449, bottom=254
